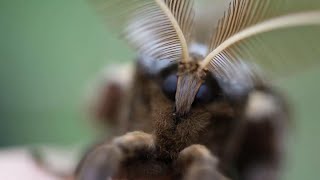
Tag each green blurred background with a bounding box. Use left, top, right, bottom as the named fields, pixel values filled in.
left=0, top=0, right=133, bottom=146
left=0, top=0, right=319, bottom=179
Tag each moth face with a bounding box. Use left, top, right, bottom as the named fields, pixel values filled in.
left=138, top=57, right=238, bottom=152
left=158, top=64, right=223, bottom=108
left=139, top=54, right=225, bottom=110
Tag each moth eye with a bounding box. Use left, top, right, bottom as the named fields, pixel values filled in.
left=195, top=84, right=212, bottom=104
left=162, top=74, right=177, bottom=101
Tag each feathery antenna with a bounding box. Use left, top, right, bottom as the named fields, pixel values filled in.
left=200, top=11, right=320, bottom=70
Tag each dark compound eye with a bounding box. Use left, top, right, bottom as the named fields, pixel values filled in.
left=195, top=84, right=212, bottom=104
left=194, top=75, right=222, bottom=105
left=162, top=74, right=177, bottom=101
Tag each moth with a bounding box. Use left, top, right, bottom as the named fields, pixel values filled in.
left=76, top=0, right=320, bottom=180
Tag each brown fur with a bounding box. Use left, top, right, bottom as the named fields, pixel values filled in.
left=76, top=61, right=289, bottom=180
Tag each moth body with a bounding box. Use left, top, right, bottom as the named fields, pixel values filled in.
left=76, top=0, right=320, bottom=179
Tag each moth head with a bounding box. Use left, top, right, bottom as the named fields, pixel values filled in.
left=135, top=54, right=249, bottom=155
left=138, top=48, right=236, bottom=122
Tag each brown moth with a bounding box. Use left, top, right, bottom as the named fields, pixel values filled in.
left=76, top=0, right=320, bottom=180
